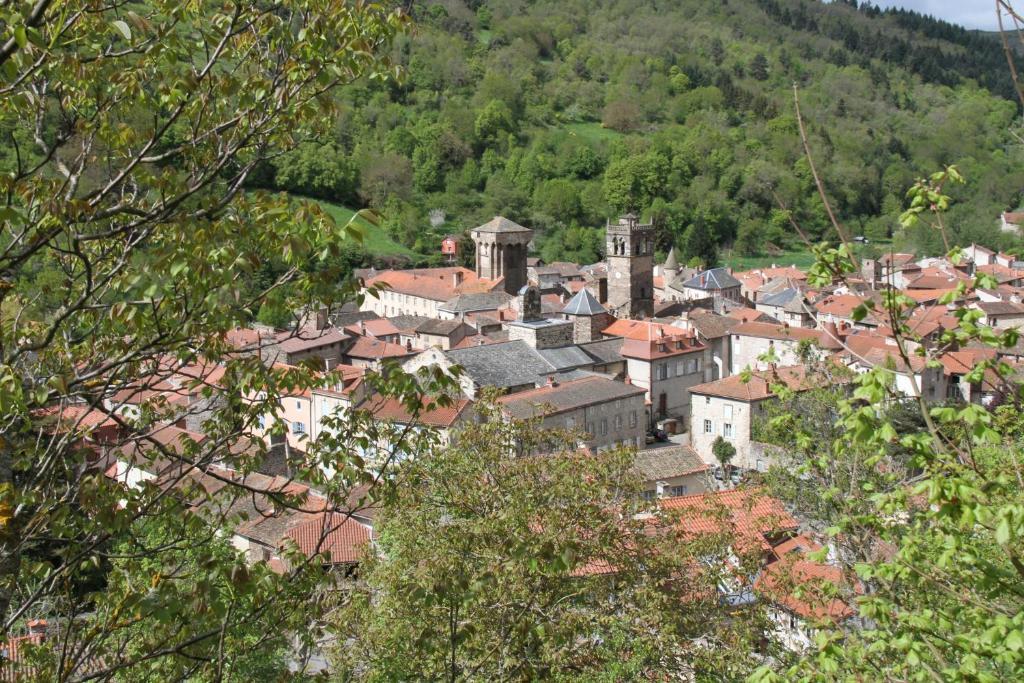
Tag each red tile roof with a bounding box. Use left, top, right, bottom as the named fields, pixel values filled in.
left=345, top=318, right=400, bottom=338
left=755, top=555, right=855, bottom=621
left=365, top=395, right=472, bottom=428
left=284, top=512, right=371, bottom=564
left=601, top=319, right=678, bottom=340
left=661, top=489, right=798, bottom=552
left=621, top=331, right=705, bottom=360
left=689, top=364, right=842, bottom=402
left=345, top=336, right=414, bottom=360
left=276, top=327, right=348, bottom=354
left=365, top=267, right=501, bottom=302
left=730, top=321, right=823, bottom=342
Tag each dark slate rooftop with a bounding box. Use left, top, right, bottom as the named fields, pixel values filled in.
left=577, top=337, right=625, bottom=364
left=445, top=340, right=555, bottom=389
left=416, top=319, right=472, bottom=336
left=682, top=268, right=743, bottom=291
left=538, top=345, right=599, bottom=371
left=759, top=288, right=800, bottom=307
left=562, top=288, right=607, bottom=316
left=497, top=375, right=647, bottom=419
left=388, top=314, right=434, bottom=333
left=440, top=291, right=513, bottom=313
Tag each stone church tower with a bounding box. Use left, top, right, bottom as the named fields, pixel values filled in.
left=606, top=213, right=654, bottom=319
left=471, top=216, right=533, bottom=295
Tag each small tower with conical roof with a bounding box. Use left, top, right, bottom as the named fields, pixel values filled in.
left=662, top=246, right=679, bottom=286
left=562, top=287, right=614, bottom=343
left=606, top=213, right=654, bottom=319
left=471, top=216, right=533, bottom=295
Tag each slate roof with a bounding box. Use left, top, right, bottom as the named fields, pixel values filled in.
left=759, top=288, right=801, bottom=307
left=415, top=319, right=472, bottom=336
left=473, top=215, right=532, bottom=234
left=634, top=445, right=708, bottom=481
left=388, top=314, right=434, bottom=333
left=682, top=268, right=742, bottom=291
left=276, top=327, right=349, bottom=354
left=445, top=340, right=555, bottom=389
left=562, top=287, right=607, bottom=316
left=686, top=310, right=740, bottom=339
left=663, top=246, right=679, bottom=270
left=440, top=291, right=513, bottom=313
left=577, top=337, right=625, bottom=364
left=538, top=345, right=599, bottom=371
left=496, top=376, right=646, bottom=419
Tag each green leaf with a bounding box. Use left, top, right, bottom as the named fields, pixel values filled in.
left=111, top=20, right=132, bottom=41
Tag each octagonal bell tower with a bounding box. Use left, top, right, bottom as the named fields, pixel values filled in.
left=471, top=216, right=533, bottom=295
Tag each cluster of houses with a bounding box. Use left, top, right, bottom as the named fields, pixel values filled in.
left=12, top=214, right=1024, bottom=673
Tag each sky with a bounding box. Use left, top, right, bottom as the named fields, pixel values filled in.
left=867, top=1, right=1002, bottom=31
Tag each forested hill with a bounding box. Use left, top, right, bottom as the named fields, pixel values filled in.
left=253, top=0, right=1024, bottom=269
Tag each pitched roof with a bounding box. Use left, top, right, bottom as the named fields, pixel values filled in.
left=365, top=267, right=500, bottom=302
left=682, top=267, right=742, bottom=291
left=634, top=445, right=708, bottom=481
left=577, top=337, right=625, bottom=364
left=365, top=395, right=472, bottom=428
left=975, top=300, right=1024, bottom=316
left=415, top=318, right=473, bottom=336
left=621, top=332, right=705, bottom=360
left=686, top=310, right=741, bottom=339
left=473, top=215, right=532, bottom=234
left=445, top=340, right=555, bottom=389
left=562, top=287, right=607, bottom=316
left=755, top=555, right=855, bottom=621
left=345, top=336, right=413, bottom=360
left=496, top=376, right=646, bottom=419
left=663, top=247, right=679, bottom=270
left=602, top=319, right=678, bottom=340
left=660, top=488, right=798, bottom=552
left=440, top=290, right=513, bottom=313
left=345, top=318, right=400, bottom=338
left=284, top=512, right=371, bottom=564
left=276, top=327, right=349, bottom=354
left=730, top=321, right=822, bottom=342
left=759, top=288, right=801, bottom=307
left=689, top=364, right=838, bottom=402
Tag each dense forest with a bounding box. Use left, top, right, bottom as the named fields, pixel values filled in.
left=249, top=0, right=1024, bottom=270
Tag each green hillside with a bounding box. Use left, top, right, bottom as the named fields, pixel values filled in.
left=310, top=198, right=416, bottom=257
left=248, top=0, right=1024, bottom=268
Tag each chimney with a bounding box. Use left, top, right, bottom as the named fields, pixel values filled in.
left=624, top=375, right=632, bottom=385
left=546, top=375, right=558, bottom=388
left=453, top=271, right=464, bottom=287
left=358, top=320, right=365, bottom=334
left=656, top=481, right=665, bottom=498
left=405, top=339, right=412, bottom=351
left=315, top=305, right=329, bottom=331
left=477, top=337, right=485, bottom=346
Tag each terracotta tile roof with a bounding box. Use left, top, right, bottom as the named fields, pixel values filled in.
left=755, top=555, right=855, bottom=620
left=978, top=263, right=1024, bottom=283
left=725, top=307, right=774, bottom=323
left=365, top=395, right=472, bottom=428
left=345, top=318, right=400, bottom=338
left=815, top=294, right=872, bottom=321
left=689, top=364, right=841, bottom=402
left=975, top=301, right=1024, bottom=317
left=345, top=336, right=414, bottom=361
left=365, top=267, right=501, bottom=302
left=759, top=266, right=808, bottom=281
left=729, top=321, right=823, bottom=342
left=660, top=489, right=798, bottom=552
left=939, top=348, right=998, bottom=377
left=621, top=330, right=705, bottom=360
left=903, top=288, right=961, bottom=304
left=602, top=319, right=680, bottom=340
left=284, top=512, right=371, bottom=564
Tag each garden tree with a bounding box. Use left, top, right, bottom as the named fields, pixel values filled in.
left=679, top=220, right=719, bottom=269
left=601, top=99, right=643, bottom=133
left=751, top=167, right=1024, bottom=681
left=332, top=397, right=772, bottom=680
left=711, top=436, right=736, bottom=480
left=358, top=152, right=414, bottom=208
left=0, top=0, right=427, bottom=678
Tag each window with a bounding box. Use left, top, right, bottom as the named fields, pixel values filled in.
left=614, top=414, right=623, bottom=431
left=599, top=418, right=608, bottom=436
left=257, top=415, right=266, bottom=429
left=724, top=404, right=733, bottom=419
left=656, top=363, right=669, bottom=380
left=723, top=423, right=733, bottom=438
left=705, top=396, right=711, bottom=405
left=587, top=422, right=595, bottom=436
left=292, top=421, right=306, bottom=435
left=566, top=416, right=576, bottom=429
left=295, top=400, right=302, bottom=410
left=670, top=485, right=688, bottom=497
left=676, top=361, right=686, bottom=375
left=704, top=419, right=713, bottom=434
left=642, top=490, right=656, bottom=501
left=629, top=411, right=638, bottom=428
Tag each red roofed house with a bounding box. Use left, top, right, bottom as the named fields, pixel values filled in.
left=360, top=266, right=502, bottom=319
left=688, top=364, right=848, bottom=471
left=729, top=321, right=829, bottom=375
left=343, top=336, right=416, bottom=371
left=441, top=234, right=459, bottom=263
left=619, top=326, right=710, bottom=427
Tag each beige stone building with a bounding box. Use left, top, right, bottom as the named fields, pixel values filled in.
left=497, top=375, right=647, bottom=451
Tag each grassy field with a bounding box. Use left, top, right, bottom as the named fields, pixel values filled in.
left=306, top=198, right=416, bottom=257
left=562, top=121, right=626, bottom=145
left=721, top=239, right=893, bottom=272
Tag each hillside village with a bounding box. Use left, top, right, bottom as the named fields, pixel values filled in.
left=15, top=209, right=1023, bottom=672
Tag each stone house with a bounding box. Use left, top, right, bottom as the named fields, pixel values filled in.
left=496, top=375, right=647, bottom=451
